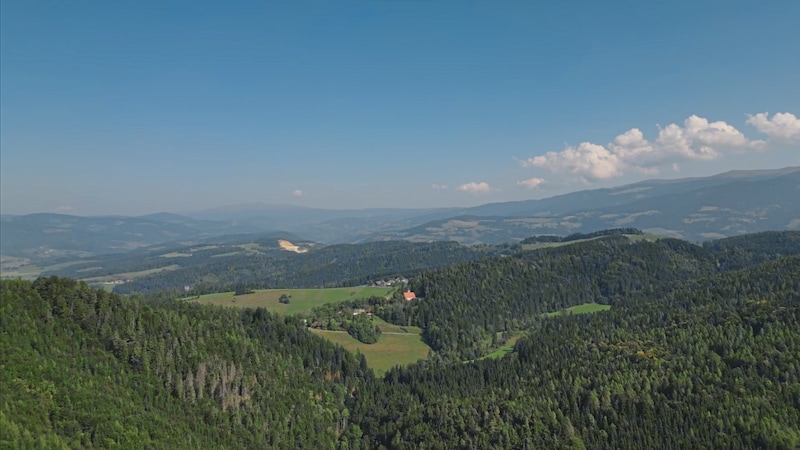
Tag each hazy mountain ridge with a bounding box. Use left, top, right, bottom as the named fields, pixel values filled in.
left=2, top=167, right=798, bottom=261
left=375, top=169, right=800, bottom=243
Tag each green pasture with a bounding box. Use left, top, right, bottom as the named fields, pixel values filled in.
left=544, top=302, right=612, bottom=317
left=309, top=328, right=430, bottom=376
left=483, top=334, right=522, bottom=360
left=192, top=286, right=394, bottom=315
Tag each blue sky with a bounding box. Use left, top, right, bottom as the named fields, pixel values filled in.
left=2, top=0, right=799, bottom=215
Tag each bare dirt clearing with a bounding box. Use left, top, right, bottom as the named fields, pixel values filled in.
left=278, top=239, right=307, bottom=253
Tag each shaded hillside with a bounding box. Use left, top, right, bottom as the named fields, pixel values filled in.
left=0, top=213, right=266, bottom=261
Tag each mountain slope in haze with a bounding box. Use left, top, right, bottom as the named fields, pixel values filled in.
left=375, top=168, right=800, bottom=244
left=462, top=166, right=800, bottom=218
left=2, top=167, right=798, bottom=261
left=0, top=213, right=267, bottom=261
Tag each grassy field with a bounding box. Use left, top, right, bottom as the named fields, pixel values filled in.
left=0, top=264, right=42, bottom=280
left=482, top=334, right=522, bottom=360
left=79, top=265, right=182, bottom=283
left=521, top=233, right=658, bottom=251
left=309, top=328, right=430, bottom=376
left=544, top=302, right=612, bottom=317
left=1, top=259, right=102, bottom=280
left=192, top=286, right=394, bottom=315
left=371, top=316, right=423, bottom=334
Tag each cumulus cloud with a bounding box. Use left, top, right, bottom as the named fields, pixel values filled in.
left=516, top=177, right=545, bottom=189
left=456, top=181, right=492, bottom=193
left=431, top=184, right=449, bottom=190
left=522, top=114, right=773, bottom=181
left=292, top=189, right=305, bottom=197
left=525, top=142, right=623, bottom=180
left=747, top=112, right=800, bottom=141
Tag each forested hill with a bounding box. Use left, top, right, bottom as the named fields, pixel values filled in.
left=112, top=240, right=504, bottom=295
left=354, top=254, right=800, bottom=449
left=377, top=231, right=800, bottom=360
left=2, top=231, right=799, bottom=448
left=1, top=276, right=372, bottom=448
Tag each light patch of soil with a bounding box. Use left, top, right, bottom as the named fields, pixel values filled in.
left=278, top=239, right=307, bottom=253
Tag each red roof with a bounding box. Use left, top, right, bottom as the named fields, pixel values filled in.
left=403, top=291, right=416, bottom=300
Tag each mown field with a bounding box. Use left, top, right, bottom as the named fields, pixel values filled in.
left=544, top=302, right=612, bottom=317
left=310, top=326, right=430, bottom=376
left=192, top=286, right=394, bottom=315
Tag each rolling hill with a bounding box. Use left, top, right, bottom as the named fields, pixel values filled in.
left=2, top=167, right=798, bottom=263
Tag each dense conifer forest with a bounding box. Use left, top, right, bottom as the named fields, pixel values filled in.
left=2, top=231, right=799, bottom=448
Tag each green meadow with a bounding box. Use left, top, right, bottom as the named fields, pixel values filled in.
left=544, top=302, right=612, bottom=317
left=192, top=286, right=394, bottom=315
left=482, top=334, right=522, bottom=360
left=309, top=327, right=430, bottom=376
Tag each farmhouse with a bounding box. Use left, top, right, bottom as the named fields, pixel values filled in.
left=403, top=291, right=416, bottom=301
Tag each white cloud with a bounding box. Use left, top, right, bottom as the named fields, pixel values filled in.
left=431, top=184, right=449, bottom=190
left=292, top=189, right=305, bottom=197
left=523, top=142, right=622, bottom=180
left=456, top=181, right=492, bottom=193
left=517, top=177, right=545, bottom=189
left=54, top=205, right=73, bottom=213
left=522, top=113, right=771, bottom=182
left=747, top=112, right=800, bottom=141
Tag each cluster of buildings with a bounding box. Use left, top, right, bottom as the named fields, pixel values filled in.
left=369, top=276, right=409, bottom=287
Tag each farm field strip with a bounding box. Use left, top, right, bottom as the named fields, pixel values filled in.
left=544, top=302, right=612, bottom=317
left=192, top=286, right=394, bottom=315
left=80, top=264, right=182, bottom=283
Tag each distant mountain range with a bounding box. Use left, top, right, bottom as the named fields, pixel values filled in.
left=2, top=167, right=798, bottom=262
left=368, top=167, right=800, bottom=244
